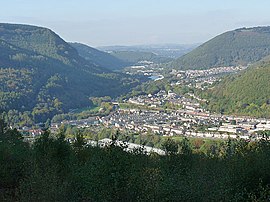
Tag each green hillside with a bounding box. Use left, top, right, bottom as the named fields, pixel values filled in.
left=173, top=26, right=270, bottom=70
left=0, top=23, right=139, bottom=124
left=0, top=23, right=85, bottom=67
left=70, top=42, right=130, bottom=70
left=204, top=61, right=270, bottom=117
left=111, top=50, right=172, bottom=64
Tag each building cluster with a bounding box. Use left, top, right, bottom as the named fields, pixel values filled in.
left=124, top=62, right=164, bottom=78
left=50, top=117, right=99, bottom=133
left=100, top=109, right=270, bottom=141
left=127, top=90, right=202, bottom=110
left=19, top=127, right=44, bottom=138
left=98, top=90, right=270, bottom=140
left=170, top=66, right=247, bottom=89
left=38, top=62, right=267, bottom=142
left=183, top=66, right=246, bottom=78
left=44, top=87, right=270, bottom=142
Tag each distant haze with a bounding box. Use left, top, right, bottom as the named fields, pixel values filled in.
left=1, top=0, right=270, bottom=46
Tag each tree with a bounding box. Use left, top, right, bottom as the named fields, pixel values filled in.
left=178, top=137, right=192, bottom=155
left=0, top=119, right=29, bottom=195
left=73, top=131, right=86, bottom=152
left=45, top=118, right=51, bottom=129
left=162, top=138, right=178, bottom=155
left=0, top=118, right=6, bottom=135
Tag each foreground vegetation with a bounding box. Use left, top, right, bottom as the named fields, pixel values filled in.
left=1, top=119, right=270, bottom=201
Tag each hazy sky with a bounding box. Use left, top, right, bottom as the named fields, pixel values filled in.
left=1, top=0, right=270, bottom=47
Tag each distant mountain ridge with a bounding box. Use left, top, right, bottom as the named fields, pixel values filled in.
left=173, top=26, right=270, bottom=70
left=109, top=51, right=172, bottom=64
left=98, top=44, right=198, bottom=58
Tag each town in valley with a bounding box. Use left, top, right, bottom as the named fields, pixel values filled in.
left=20, top=64, right=267, bottom=150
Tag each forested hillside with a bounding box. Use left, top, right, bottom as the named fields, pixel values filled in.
left=203, top=61, right=270, bottom=117
left=0, top=23, right=139, bottom=124
left=173, top=26, right=270, bottom=70
left=70, top=42, right=130, bottom=70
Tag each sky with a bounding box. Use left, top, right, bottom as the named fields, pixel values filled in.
left=1, top=0, right=270, bottom=47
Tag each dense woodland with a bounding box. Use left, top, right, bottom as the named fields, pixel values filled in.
left=202, top=62, right=270, bottom=117
left=0, top=24, right=140, bottom=124
left=1, top=119, right=270, bottom=201
left=173, top=27, right=270, bottom=70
